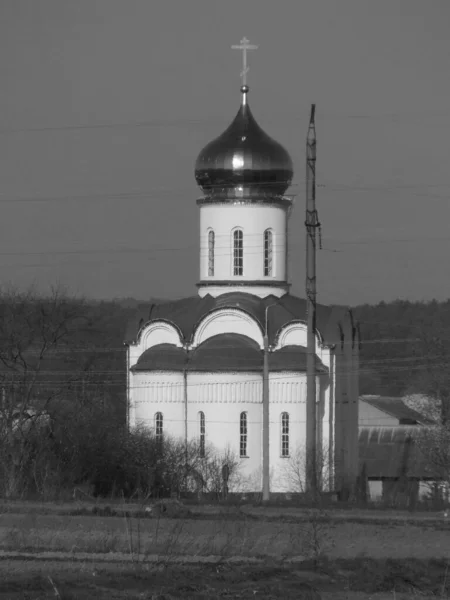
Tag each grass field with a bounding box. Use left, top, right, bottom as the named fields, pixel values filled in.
left=1, top=500, right=450, bottom=598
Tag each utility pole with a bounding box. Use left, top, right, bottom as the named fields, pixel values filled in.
left=305, top=104, right=320, bottom=498
left=262, top=302, right=278, bottom=502
left=262, top=305, right=270, bottom=502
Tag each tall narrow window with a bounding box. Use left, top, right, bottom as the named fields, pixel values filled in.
left=199, top=411, right=205, bottom=458
left=233, top=229, right=243, bottom=276
left=240, top=411, right=248, bottom=457
left=281, top=412, right=289, bottom=457
left=264, top=229, right=273, bottom=276
left=155, top=412, right=163, bottom=441
left=208, top=230, right=215, bottom=276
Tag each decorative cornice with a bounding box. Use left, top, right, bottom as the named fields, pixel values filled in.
left=197, top=280, right=291, bottom=289
left=196, top=196, right=293, bottom=209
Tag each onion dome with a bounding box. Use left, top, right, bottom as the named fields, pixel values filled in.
left=195, top=85, right=293, bottom=201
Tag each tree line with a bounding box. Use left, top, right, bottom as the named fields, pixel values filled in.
left=1, top=287, right=450, bottom=499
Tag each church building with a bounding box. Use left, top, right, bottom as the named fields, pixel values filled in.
left=125, top=44, right=360, bottom=495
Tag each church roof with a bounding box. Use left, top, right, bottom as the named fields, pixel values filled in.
left=194, top=85, right=293, bottom=202
left=130, top=335, right=327, bottom=373
left=269, top=345, right=328, bottom=373
left=132, top=344, right=186, bottom=372
left=189, top=333, right=261, bottom=372
left=124, top=292, right=347, bottom=347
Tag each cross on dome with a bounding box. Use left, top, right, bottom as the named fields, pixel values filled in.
left=231, top=37, right=258, bottom=86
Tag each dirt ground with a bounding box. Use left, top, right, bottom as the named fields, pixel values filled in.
left=1, top=503, right=450, bottom=598
left=0, top=559, right=445, bottom=599
left=1, top=511, right=450, bottom=559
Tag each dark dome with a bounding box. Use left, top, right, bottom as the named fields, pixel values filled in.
left=269, top=345, right=328, bottom=373
left=195, top=86, right=293, bottom=201
left=189, top=333, right=262, bottom=372
left=131, top=344, right=186, bottom=371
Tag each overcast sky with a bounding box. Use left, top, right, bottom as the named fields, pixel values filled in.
left=1, top=0, right=449, bottom=305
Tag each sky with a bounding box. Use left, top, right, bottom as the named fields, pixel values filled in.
left=1, top=0, right=450, bottom=306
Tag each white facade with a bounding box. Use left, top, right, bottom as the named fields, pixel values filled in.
left=126, top=80, right=360, bottom=497
left=127, top=306, right=334, bottom=493
left=129, top=366, right=327, bottom=492
left=198, top=203, right=290, bottom=298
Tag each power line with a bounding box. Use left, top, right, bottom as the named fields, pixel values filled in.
left=3, top=109, right=450, bottom=136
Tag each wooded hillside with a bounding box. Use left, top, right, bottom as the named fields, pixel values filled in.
left=353, top=299, right=450, bottom=399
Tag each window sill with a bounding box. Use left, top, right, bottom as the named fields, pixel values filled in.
left=280, top=455, right=290, bottom=459
left=240, top=455, right=250, bottom=459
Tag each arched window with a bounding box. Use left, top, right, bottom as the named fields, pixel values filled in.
left=281, top=412, right=289, bottom=457
left=198, top=411, right=205, bottom=458
left=240, top=411, right=248, bottom=457
left=208, top=230, right=215, bottom=276
left=155, top=412, right=163, bottom=441
left=233, top=229, right=243, bottom=276
left=264, top=229, right=273, bottom=276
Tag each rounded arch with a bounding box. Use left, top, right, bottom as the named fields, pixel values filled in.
left=239, top=411, right=248, bottom=458
left=274, top=321, right=323, bottom=350
left=154, top=412, right=164, bottom=438
left=138, top=319, right=184, bottom=351
left=231, top=227, right=244, bottom=277
left=207, top=228, right=215, bottom=277
left=198, top=411, right=206, bottom=458
left=191, top=308, right=264, bottom=349
left=263, top=228, right=274, bottom=277
left=280, top=411, right=290, bottom=457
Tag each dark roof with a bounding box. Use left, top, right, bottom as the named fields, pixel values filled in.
left=360, top=396, right=435, bottom=425
left=189, top=334, right=261, bottom=372
left=131, top=344, right=187, bottom=372
left=129, top=335, right=327, bottom=374
left=124, top=292, right=347, bottom=347
left=359, top=427, right=442, bottom=479
left=269, top=345, right=328, bottom=373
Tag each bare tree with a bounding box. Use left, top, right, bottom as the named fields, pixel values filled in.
left=0, top=285, right=91, bottom=497
left=278, top=443, right=331, bottom=494
left=189, top=443, right=242, bottom=498
left=408, top=331, right=450, bottom=425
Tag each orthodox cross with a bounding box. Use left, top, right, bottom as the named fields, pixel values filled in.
left=231, top=37, right=258, bottom=86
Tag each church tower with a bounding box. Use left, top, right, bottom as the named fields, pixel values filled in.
left=125, top=38, right=360, bottom=498
left=195, top=72, right=294, bottom=299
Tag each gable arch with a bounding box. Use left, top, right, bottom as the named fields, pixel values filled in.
left=274, top=321, right=323, bottom=350
left=191, top=308, right=264, bottom=349
left=138, top=320, right=184, bottom=351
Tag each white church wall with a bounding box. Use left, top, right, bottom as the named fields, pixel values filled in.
left=137, top=321, right=184, bottom=353
left=199, top=203, right=288, bottom=286
left=130, top=368, right=333, bottom=495
left=274, top=322, right=326, bottom=364
left=186, top=371, right=263, bottom=486
left=191, top=308, right=264, bottom=349
left=131, top=371, right=186, bottom=440
left=269, top=372, right=307, bottom=492
left=318, top=378, right=332, bottom=490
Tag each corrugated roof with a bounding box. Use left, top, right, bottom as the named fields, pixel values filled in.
left=124, top=292, right=343, bottom=346
left=358, top=426, right=442, bottom=479
left=360, top=396, right=435, bottom=425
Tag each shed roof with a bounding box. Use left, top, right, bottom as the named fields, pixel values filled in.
left=360, top=396, right=435, bottom=425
